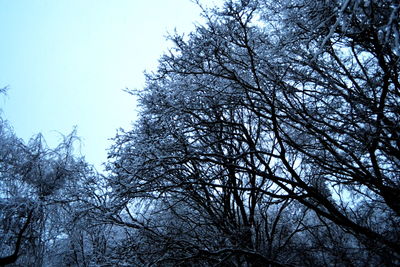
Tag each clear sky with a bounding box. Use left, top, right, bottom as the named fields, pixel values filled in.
left=0, top=0, right=217, bottom=171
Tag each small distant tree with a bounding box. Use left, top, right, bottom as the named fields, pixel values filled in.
left=0, top=117, right=99, bottom=266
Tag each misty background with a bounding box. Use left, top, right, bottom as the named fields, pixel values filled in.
left=0, top=0, right=215, bottom=169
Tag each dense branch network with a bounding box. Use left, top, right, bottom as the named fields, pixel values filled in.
left=108, top=0, right=400, bottom=266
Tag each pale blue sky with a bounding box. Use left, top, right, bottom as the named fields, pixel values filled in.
left=0, top=0, right=216, bottom=170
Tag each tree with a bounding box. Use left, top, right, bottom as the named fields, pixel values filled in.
left=0, top=117, right=101, bottom=266
left=108, top=0, right=399, bottom=265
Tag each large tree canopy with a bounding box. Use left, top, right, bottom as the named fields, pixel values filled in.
left=108, top=0, right=400, bottom=266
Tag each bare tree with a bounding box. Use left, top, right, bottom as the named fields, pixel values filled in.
left=107, top=0, right=399, bottom=265
left=0, top=118, right=102, bottom=266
